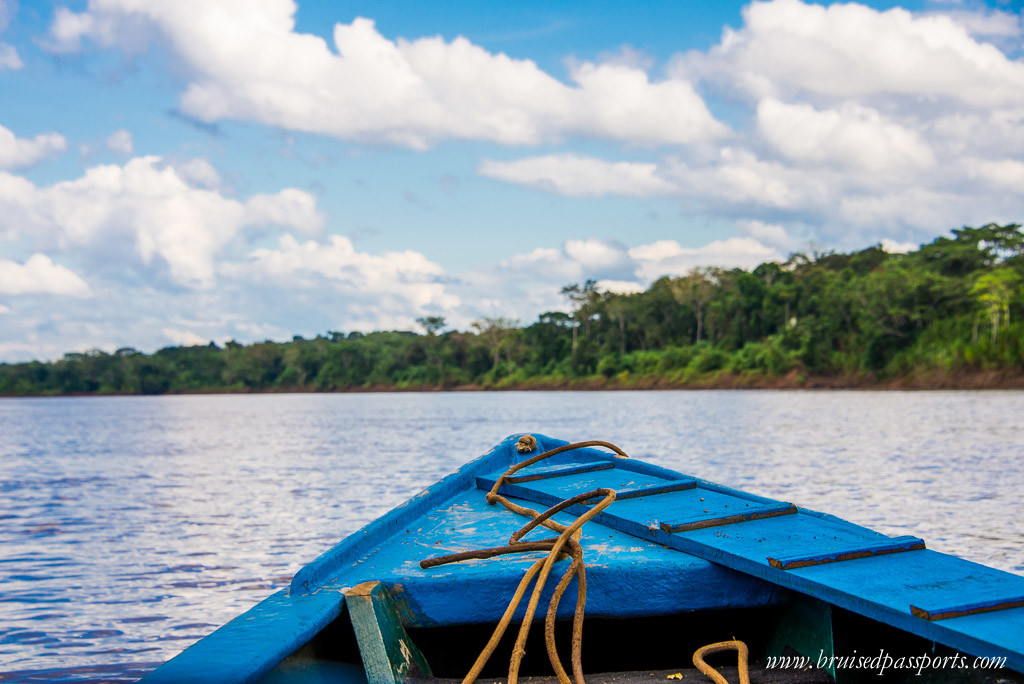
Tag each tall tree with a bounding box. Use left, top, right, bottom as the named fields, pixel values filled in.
left=669, top=268, right=716, bottom=343
left=416, top=316, right=447, bottom=336
left=971, top=269, right=1022, bottom=343
left=560, top=279, right=597, bottom=352
left=471, top=317, right=519, bottom=368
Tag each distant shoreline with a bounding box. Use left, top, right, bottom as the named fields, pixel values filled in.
left=6, top=369, right=1023, bottom=397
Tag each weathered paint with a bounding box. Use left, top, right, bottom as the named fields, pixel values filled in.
left=660, top=502, right=796, bottom=533
left=504, top=461, right=614, bottom=483
left=143, top=434, right=1024, bottom=682
left=346, top=582, right=431, bottom=683
left=767, top=535, right=925, bottom=569
left=139, top=587, right=346, bottom=684
left=911, top=595, right=1024, bottom=621
left=475, top=446, right=1024, bottom=672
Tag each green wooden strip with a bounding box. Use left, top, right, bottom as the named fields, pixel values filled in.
left=346, top=581, right=431, bottom=684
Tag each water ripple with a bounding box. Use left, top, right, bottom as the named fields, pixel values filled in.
left=0, top=391, right=1021, bottom=681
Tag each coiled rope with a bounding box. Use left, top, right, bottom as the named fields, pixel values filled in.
left=420, top=436, right=749, bottom=684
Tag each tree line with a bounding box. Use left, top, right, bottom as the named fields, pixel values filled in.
left=1, top=223, right=1022, bottom=395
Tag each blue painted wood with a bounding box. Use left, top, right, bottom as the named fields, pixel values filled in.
left=502, top=467, right=682, bottom=500
left=768, top=535, right=925, bottom=569
left=291, top=434, right=527, bottom=594
left=333, top=483, right=780, bottom=626
left=476, top=456, right=1024, bottom=672
left=139, top=588, right=345, bottom=684
left=144, top=434, right=1024, bottom=682
left=587, top=480, right=697, bottom=501
left=504, top=461, right=614, bottom=483
left=661, top=501, right=796, bottom=532
left=911, top=595, right=1024, bottom=621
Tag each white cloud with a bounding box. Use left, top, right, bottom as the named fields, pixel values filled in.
left=479, top=154, right=676, bottom=197
left=679, top=0, right=1024, bottom=107
left=0, top=123, right=67, bottom=168
left=880, top=238, right=917, bottom=254
left=664, top=147, right=829, bottom=211
left=596, top=279, right=644, bottom=295
left=629, top=237, right=781, bottom=281
left=0, top=253, right=91, bottom=296
left=44, top=2, right=725, bottom=148
left=167, top=157, right=221, bottom=189
left=0, top=0, right=20, bottom=69
left=162, top=327, right=208, bottom=347
left=498, top=246, right=585, bottom=283
left=0, top=43, right=20, bottom=70
left=936, top=8, right=1022, bottom=41
left=756, top=98, right=935, bottom=174
left=105, top=129, right=133, bottom=154
left=0, top=303, right=9, bottom=314
left=735, top=219, right=802, bottom=251
left=0, top=156, right=322, bottom=288
left=226, top=233, right=460, bottom=314
left=837, top=188, right=983, bottom=232
left=965, top=158, right=1024, bottom=191
left=245, top=188, right=323, bottom=234
left=564, top=238, right=634, bottom=274
left=456, top=234, right=785, bottom=329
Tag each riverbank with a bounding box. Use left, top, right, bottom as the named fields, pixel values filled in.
left=7, top=368, right=1024, bottom=397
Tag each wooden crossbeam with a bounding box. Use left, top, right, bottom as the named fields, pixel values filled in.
left=911, top=595, right=1024, bottom=621
left=767, top=535, right=925, bottom=570
left=505, top=461, right=615, bottom=483
left=660, top=502, right=797, bottom=533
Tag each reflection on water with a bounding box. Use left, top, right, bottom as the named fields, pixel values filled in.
left=0, top=391, right=1021, bottom=681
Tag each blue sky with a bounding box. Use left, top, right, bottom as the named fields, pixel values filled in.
left=0, top=0, right=1022, bottom=360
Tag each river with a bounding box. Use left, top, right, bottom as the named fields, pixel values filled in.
left=0, top=391, right=1021, bottom=681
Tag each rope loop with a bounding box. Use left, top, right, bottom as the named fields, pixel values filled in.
left=420, top=439, right=749, bottom=684
left=692, top=640, right=751, bottom=684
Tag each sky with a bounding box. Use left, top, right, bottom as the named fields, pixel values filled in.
left=0, top=0, right=1023, bottom=361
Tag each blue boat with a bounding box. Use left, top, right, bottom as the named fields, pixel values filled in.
left=141, top=435, right=1024, bottom=683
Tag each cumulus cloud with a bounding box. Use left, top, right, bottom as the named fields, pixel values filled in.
left=735, top=219, right=802, bottom=252
left=0, top=156, right=322, bottom=288
left=629, top=237, right=782, bottom=281
left=0, top=254, right=91, bottom=296
left=224, top=233, right=460, bottom=318
left=880, top=238, right=917, bottom=254
left=162, top=327, right=208, bottom=346
left=497, top=235, right=781, bottom=291
left=165, top=157, right=221, bottom=189
left=452, top=233, right=785, bottom=331
left=0, top=123, right=67, bottom=168
left=935, top=8, right=1023, bottom=44
left=105, top=129, right=133, bottom=154
left=479, top=154, right=677, bottom=197
left=965, top=158, right=1024, bottom=192
left=678, top=0, right=1024, bottom=107
left=44, top=1, right=725, bottom=149
left=756, top=98, right=935, bottom=174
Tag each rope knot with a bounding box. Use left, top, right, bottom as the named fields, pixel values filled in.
left=516, top=435, right=538, bottom=453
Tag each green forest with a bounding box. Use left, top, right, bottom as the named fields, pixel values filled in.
left=3, top=223, right=1023, bottom=395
